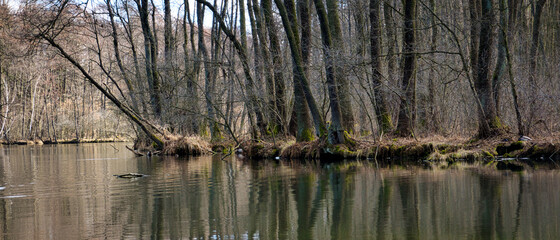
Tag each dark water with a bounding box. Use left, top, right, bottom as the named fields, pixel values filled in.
left=1, top=143, right=560, bottom=239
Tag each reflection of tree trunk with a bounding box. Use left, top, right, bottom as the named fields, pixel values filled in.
left=150, top=198, right=163, bottom=239
left=477, top=175, right=503, bottom=239
left=376, top=179, right=392, bottom=240
left=295, top=175, right=314, bottom=239
left=330, top=171, right=354, bottom=239
left=512, top=176, right=524, bottom=239
left=398, top=179, right=419, bottom=240
left=208, top=156, right=223, bottom=236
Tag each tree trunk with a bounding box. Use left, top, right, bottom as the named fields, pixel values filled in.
left=491, top=0, right=508, bottom=118
left=326, top=0, right=354, bottom=133
left=106, top=0, right=139, bottom=112
left=427, top=0, right=439, bottom=131
left=474, top=0, right=500, bottom=138
left=313, top=0, right=345, bottom=144
left=135, top=0, right=162, bottom=118
left=289, top=0, right=314, bottom=141
left=41, top=36, right=164, bottom=149
left=163, top=0, right=175, bottom=111
left=396, top=0, right=417, bottom=137
left=197, top=0, right=267, bottom=139
left=238, top=0, right=267, bottom=138
left=383, top=1, right=397, bottom=97
left=274, top=0, right=327, bottom=138
left=183, top=0, right=200, bottom=134
left=370, top=0, right=394, bottom=134
left=262, top=0, right=287, bottom=134
left=526, top=0, right=546, bottom=133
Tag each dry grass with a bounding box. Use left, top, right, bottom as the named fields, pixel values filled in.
left=162, top=135, right=211, bottom=156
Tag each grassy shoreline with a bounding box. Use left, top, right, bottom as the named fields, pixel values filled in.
left=4, top=135, right=559, bottom=171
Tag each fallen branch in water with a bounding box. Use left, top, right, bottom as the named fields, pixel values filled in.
left=126, top=145, right=145, bottom=156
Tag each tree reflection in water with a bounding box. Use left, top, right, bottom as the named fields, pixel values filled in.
left=0, top=143, right=560, bottom=239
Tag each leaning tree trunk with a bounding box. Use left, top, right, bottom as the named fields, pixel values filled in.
left=313, top=0, right=345, bottom=144
left=197, top=0, right=267, bottom=138
left=41, top=36, right=164, bottom=149
left=396, top=0, right=417, bottom=137
left=106, top=0, right=139, bottom=113
left=288, top=0, right=314, bottom=141
left=273, top=0, right=327, bottom=137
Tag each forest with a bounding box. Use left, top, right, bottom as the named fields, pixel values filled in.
left=0, top=0, right=559, bottom=157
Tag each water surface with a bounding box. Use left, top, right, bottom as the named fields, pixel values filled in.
left=1, top=143, right=559, bottom=239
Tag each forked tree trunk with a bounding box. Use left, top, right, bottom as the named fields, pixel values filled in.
left=273, top=0, right=327, bottom=138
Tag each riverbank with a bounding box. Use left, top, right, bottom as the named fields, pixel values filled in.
left=4, top=134, right=559, bottom=170
left=231, top=134, right=560, bottom=166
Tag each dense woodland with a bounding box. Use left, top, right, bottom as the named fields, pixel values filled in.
left=0, top=0, right=559, bottom=148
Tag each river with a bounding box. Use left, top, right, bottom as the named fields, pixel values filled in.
left=0, top=143, right=559, bottom=239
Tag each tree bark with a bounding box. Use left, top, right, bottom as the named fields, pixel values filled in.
left=527, top=0, right=546, bottom=133
left=370, top=0, right=393, bottom=134
left=474, top=0, right=500, bottom=138
left=183, top=0, right=200, bottom=134
left=326, top=0, right=354, bottom=133
left=491, top=0, right=509, bottom=118
left=274, top=0, right=327, bottom=138
left=396, top=0, right=417, bottom=137
left=163, top=0, right=175, bottom=108
left=135, top=0, right=162, bottom=118
left=262, top=0, right=287, bottom=134
left=313, top=0, right=345, bottom=144
left=290, top=0, right=314, bottom=141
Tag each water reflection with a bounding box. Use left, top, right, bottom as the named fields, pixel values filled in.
left=0, top=143, right=560, bottom=239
